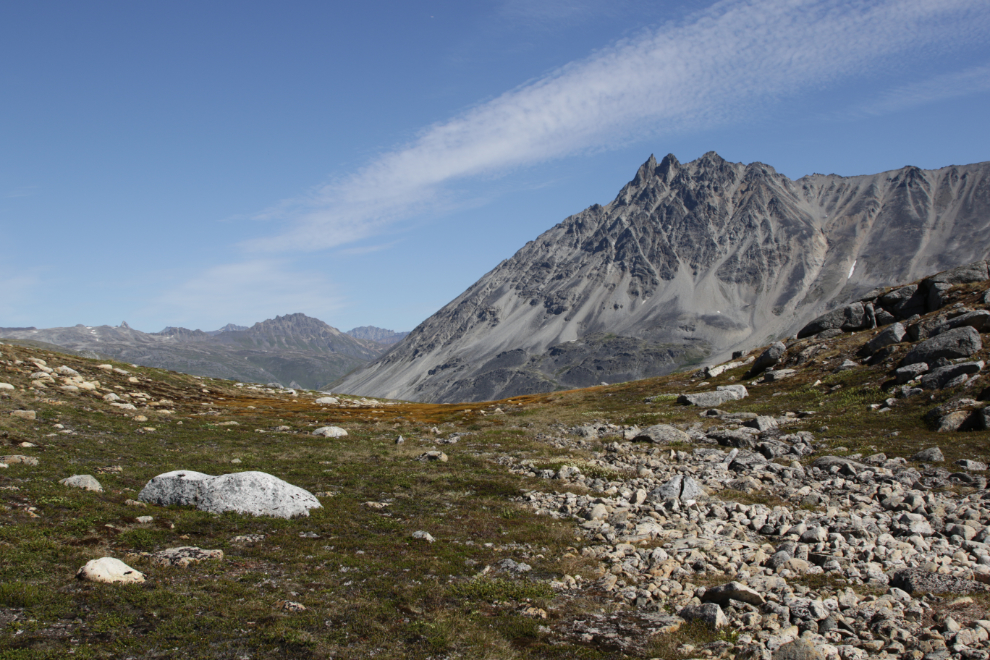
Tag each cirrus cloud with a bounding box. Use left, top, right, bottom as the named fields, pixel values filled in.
left=246, top=0, right=990, bottom=254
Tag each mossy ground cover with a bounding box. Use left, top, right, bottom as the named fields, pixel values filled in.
left=2, top=304, right=989, bottom=658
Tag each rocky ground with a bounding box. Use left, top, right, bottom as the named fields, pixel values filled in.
left=1, top=265, right=989, bottom=659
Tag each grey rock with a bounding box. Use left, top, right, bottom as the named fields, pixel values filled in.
left=925, top=260, right=990, bottom=286
left=60, top=474, right=103, bottom=492
left=902, top=326, right=982, bottom=366
left=678, top=602, right=727, bottom=628
left=911, top=447, right=944, bottom=462
left=957, top=459, right=988, bottom=471
left=865, top=323, right=906, bottom=354
left=934, top=410, right=973, bottom=432
left=879, top=284, right=927, bottom=320
left=895, top=362, right=929, bottom=384
left=798, top=302, right=871, bottom=338
left=652, top=475, right=706, bottom=502
left=811, top=456, right=867, bottom=472
left=927, top=281, right=954, bottom=311
left=920, top=361, right=984, bottom=390
left=744, top=416, right=778, bottom=432
left=677, top=386, right=748, bottom=407
left=412, top=530, right=435, bottom=543
left=935, top=310, right=990, bottom=335
left=138, top=470, right=320, bottom=518
left=874, top=308, right=896, bottom=326
left=751, top=342, right=786, bottom=374
left=702, top=581, right=766, bottom=608
left=772, top=638, right=823, bottom=660
left=151, top=546, right=223, bottom=567
left=888, top=567, right=990, bottom=594
left=632, top=424, right=690, bottom=444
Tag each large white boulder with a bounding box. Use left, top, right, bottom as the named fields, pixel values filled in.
left=76, top=557, right=145, bottom=584
left=138, top=470, right=320, bottom=518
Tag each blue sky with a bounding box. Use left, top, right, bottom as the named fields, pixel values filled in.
left=2, top=0, right=989, bottom=334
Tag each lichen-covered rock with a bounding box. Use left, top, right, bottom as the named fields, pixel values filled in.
left=139, top=470, right=320, bottom=518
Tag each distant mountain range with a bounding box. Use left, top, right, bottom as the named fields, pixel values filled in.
left=337, top=152, right=990, bottom=403
left=0, top=314, right=407, bottom=390
left=346, top=326, right=410, bottom=345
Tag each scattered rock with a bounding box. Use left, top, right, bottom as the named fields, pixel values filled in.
left=798, top=302, right=872, bottom=338
left=412, top=530, right=435, bottom=543
left=888, top=567, right=990, bottom=594
left=138, top=470, right=321, bottom=518
left=276, top=600, right=306, bottom=612
left=678, top=602, right=728, bottom=628
left=151, top=546, right=223, bottom=568
left=314, top=397, right=338, bottom=405
left=632, top=424, right=690, bottom=444
left=865, top=322, right=906, bottom=354
left=1, top=455, right=39, bottom=466
left=59, top=475, right=103, bottom=492
left=910, top=447, right=944, bottom=462
left=920, top=360, right=984, bottom=390
left=702, top=581, right=766, bottom=608
left=772, top=638, right=823, bottom=660
left=312, top=426, right=348, bottom=438
left=750, top=342, right=786, bottom=374
left=902, top=326, right=982, bottom=366
left=76, top=558, right=145, bottom=584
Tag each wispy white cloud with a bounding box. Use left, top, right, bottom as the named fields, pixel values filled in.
left=854, top=63, right=990, bottom=117
left=151, top=260, right=346, bottom=330
left=247, top=0, right=990, bottom=254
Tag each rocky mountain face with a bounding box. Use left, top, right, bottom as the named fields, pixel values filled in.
left=347, top=326, right=410, bottom=345
left=338, top=152, right=990, bottom=403
left=0, top=313, right=387, bottom=390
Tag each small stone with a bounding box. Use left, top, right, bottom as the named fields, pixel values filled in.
left=412, top=530, right=435, bottom=543
left=276, top=600, right=306, bottom=612
left=76, top=557, right=145, bottom=584
left=60, top=475, right=103, bottom=492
